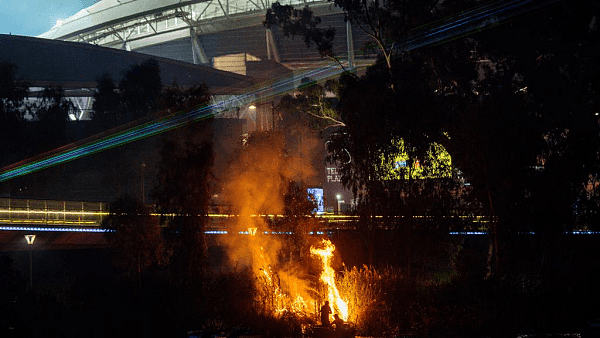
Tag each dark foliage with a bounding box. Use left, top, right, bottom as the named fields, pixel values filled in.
left=0, top=62, right=29, bottom=167
left=159, top=82, right=211, bottom=115
left=0, top=61, right=29, bottom=121
left=118, top=59, right=162, bottom=121
left=268, top=0, right=600, bottom=279
left=151, top=86, right=215, bottom=312
left=264, top=2, right=336, bottom=57
left=91, top=73, right=121, bottom=130
left=102, top=195, right=167, bottom=281
left=34, top=86, right=75, bottom=153
left=91, top=59, right=163, bottom=134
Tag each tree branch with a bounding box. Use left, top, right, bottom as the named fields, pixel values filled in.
left=306, top=110, right=346, bottom=128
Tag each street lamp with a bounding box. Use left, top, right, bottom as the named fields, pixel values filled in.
left=247, top=104, right=259, bottom=131
left=248, top=102, right=275, bottom=131
left=24, top=234, right=35, bottom=288
left=336, top=194, right=343, bottom=215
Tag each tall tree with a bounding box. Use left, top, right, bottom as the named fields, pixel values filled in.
left=92, top=59, right=163, bottom=130
left=34, top=86, right=75, bottom=153
left=119, top=59, right=162, bottom=121
left=103, top=194, right=167, bottom=284
left=91, top=73, right=122, bottom=130
left=152, top=83, right=214, bottom=291
left=469, top=0, right=600, bottom=275
left=0, top=62, right=29, bottom=166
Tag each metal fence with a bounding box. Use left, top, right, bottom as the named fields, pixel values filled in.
left=0, top=198, right=109, bottom=227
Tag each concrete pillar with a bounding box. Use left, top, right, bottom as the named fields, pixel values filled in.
left=191, top=28, right=209, bottom=64
left=346, top=20, right=355, bottom=69
left=266, top=28, right=281, bottom=63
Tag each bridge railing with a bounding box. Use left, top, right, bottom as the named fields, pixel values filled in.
left=0, top=198, right=109, bottom=227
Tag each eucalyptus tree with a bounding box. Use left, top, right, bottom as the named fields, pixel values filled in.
left=264, top=0, right=600, bottom=280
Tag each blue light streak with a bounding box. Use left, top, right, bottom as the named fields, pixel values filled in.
left=2, top=227, right=597, bottom=235
left=449, top=231, right=488, bottom=235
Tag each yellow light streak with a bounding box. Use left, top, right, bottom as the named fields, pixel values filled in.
left=0, top=219, right=99, bottom=225
left=0, top=210, right=109, bottom=216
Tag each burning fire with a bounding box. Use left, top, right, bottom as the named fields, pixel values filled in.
left=219, top=133, right=353, bottom=325
left=310, top=239, right=349, bottom=321
left=249, top=236, right=349, bottom=324
left=256, top=244, right=312, bottom=317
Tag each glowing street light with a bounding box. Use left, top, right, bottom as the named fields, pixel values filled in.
left=24, top=234, right=36, bottom=245
left=248, top=102, right=275, bottom=131
left=336, top=194, right=343, bottom=215
left=24, top=234, right=35, bottom=288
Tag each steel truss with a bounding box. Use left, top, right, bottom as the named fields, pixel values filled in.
left=50, top=0, right=335, bottom=56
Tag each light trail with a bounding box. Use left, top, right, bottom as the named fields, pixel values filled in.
left=0, top=0, right=563, bottom=182
left=1, top=226, right=596, bottom=235
left=0, top=66, right=342, bottom=182
left=397, top=0, right=563, bottom=50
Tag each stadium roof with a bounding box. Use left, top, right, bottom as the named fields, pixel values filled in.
left=0, top=34, right=255, bottom=95
left=38, top=0, right=208, bottom=41
left=35, top=0, right=340, bottom=53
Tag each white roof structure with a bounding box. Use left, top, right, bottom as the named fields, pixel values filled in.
left=35, top=0, right=377, bottom=73
left=38, top=0, right=340, bottom=53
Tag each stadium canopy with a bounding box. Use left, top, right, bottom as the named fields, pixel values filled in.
left=1, top=34, right=254, bottom=96
left=35, top=0, right=368, bottom=71
left=1, top=34, right=256, bottom=120
left=37, top=0, right=337, bottom=53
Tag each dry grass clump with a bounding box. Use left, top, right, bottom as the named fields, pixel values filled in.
left=337, top=265, right=402, bottom=335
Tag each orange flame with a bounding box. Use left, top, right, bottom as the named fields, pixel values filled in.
left=310, top=239, right=348, bottom=321
left=256, top=245, right=312, bottom=318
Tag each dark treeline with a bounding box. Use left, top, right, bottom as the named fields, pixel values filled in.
left=0, top=61, right=77, bottom=167
left=265, top=0, right=600, bottom=336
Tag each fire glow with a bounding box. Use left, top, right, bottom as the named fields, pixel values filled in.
left=218, top=132, right=352, bottom=326
left=251, top=235, right=349, bottom=323
left=224, top=210, right=350, bottom=324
